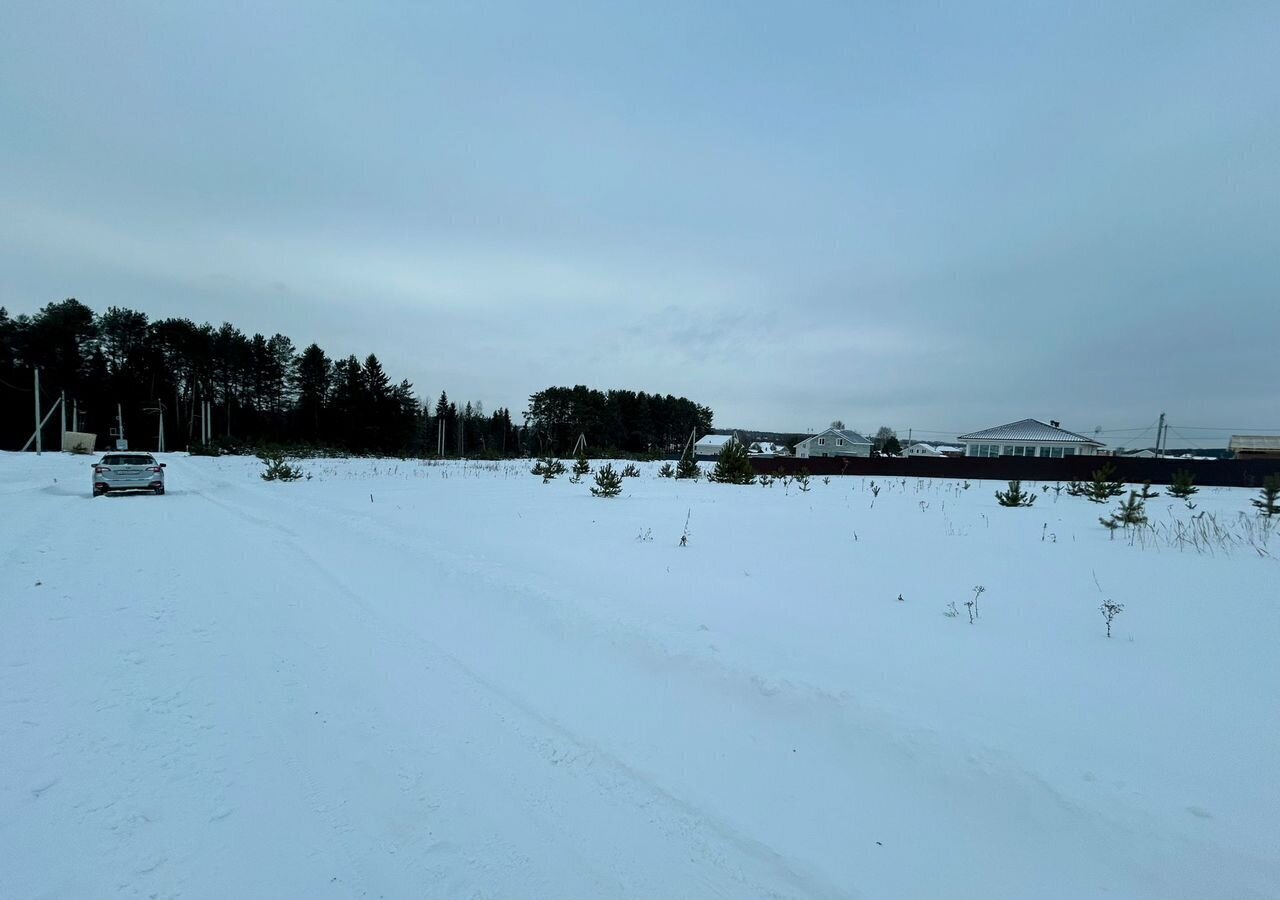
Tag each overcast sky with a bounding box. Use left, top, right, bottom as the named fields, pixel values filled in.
left=2, top=2, right=1277, bottom=446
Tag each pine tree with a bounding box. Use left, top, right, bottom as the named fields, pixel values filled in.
left=572, top=449, right=591, bottom=477
left=1251, top=474, right=1280, bottom=517
left=591, top=463, right=623, bottom=497
left=708, top=439, right=755, bottom=484
left=1084, top=463, right=1125, bottom=503
left=1100, top=490, right=1147, bottom=531
left=658, top=462, right=675, bottom=478
left=995, top=480, right=1037, bottom=507
left=675, top=452, right=700, bottom=480
left=532, top=456, right=565, bottom=480
left=1168, top=469, right=1198, bottom=499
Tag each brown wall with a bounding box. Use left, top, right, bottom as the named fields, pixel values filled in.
left=750, top=454, right=1280, bottom=488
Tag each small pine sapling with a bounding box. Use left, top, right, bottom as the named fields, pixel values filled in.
left=1168, top=469, right=1198, bottom=499
left=995, top=480, right=1036, bottom=507
left=1099, top=491, right=1147, bottom=533
left=1251, top=474, right=1280, bottom=517
left=1084, top=464, right=1125, bottom=503
left=708, top=440, right=756, bottom=485
left=590, top=463, right=623, bottom=497
left=572, top=451, right=591, bottom=477
left=1138, top=480, right=1160, bottom=500
left=822, top=476, right=831, bottom=486
left=1099, top=599, right=1124, bottom=638
left=532, top=456, right=566, bottom=480
left=657, top=462, right=675, bottom=478
left=675, top=452, right=701, bottom=481
left=621, top=462, right=641, bottom=478
left=796, top=469, right=811, bottom=493
left=259, top=450, right=305, bottom=482
left=759, top=473, right=774, bottom=487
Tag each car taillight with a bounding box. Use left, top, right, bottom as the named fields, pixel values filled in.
left=95, top=466, right=111, bottom=473
left=150, top=467, right=162, bottom=473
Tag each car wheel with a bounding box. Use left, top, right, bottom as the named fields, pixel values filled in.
left=155, top=486, right=165, bottom=495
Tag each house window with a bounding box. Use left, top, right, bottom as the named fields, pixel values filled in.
left=1064, top=447, right=1076, bottom=456
left=818, top=437, right=825, bottom=445
left=837, top=439, right=844, bottom=445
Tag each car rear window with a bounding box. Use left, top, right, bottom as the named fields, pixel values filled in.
left=102, top=455, right=155, bottom=466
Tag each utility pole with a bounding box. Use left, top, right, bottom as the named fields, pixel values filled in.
left=146, top=399, right=166, bottom=452
left=34, top=369, right=42, bottom=454
left=72, top=398, right=78, bottom=433
left=117, top=403, right=126, bottom=450
left=60, top=391, right=66, bottom=450
left=1155, top=412, right=1165, bottom=458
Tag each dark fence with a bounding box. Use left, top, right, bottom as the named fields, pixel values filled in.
left=749, top=454, right=1280, bottom=488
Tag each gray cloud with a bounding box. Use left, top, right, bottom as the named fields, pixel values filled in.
left=2, top=2, right=1277, bottom=445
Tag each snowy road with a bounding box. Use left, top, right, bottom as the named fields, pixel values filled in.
left=2, top=454, right=1277, bottom=899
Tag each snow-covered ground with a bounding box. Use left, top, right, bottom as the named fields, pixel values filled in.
left=2, top=452, right=1277, bottom=899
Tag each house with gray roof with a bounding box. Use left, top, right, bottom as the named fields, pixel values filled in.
left=956, top=418, right=1103, bottom=459
left=794, top=427, right=873, bottom=459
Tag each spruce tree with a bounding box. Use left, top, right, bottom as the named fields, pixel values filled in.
left=590, top=463, right=623, bottom=497
left=708, top=439, right=755, bottom=484
left=1251, top=474, right=1280, bottom=517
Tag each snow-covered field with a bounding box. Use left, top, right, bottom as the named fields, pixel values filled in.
left=2, top=452, right=1277, bottom=899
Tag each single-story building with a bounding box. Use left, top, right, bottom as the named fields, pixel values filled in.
left=956, top=418, right=1103, bottom=458
left=694, top=433, right=739, bottom=459
left=1229, top=435, right=1280, bottom=460
left=794, top=427, right=873, bottom=459
left=906, top=442, right=962, bottom=458
left=748, top=441, right=787, bottom=458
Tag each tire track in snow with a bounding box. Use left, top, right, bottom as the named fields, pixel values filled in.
left=181, top=463, right=851, bottom=899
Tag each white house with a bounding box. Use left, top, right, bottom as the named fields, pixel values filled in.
left=748, top=441, right=787, bottom=458
left=906, top=442, right=962, bottom=458
left=793, top=427, right=872, bottom=459
left=956, top=419, right=1102, bottom=458
left=694, top=433, right=739, bottom=459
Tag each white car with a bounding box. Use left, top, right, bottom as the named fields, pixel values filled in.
left=92, top=454, right=166, bottom=496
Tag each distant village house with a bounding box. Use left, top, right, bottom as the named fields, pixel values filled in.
left=956, top=419, right=1103, bottom=458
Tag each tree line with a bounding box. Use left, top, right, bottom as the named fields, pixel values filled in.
left=524, top=385, right=713, bottom=455
left=0, top=298, right=513, bottom=455
left=0, top=299, right=713, bottom=457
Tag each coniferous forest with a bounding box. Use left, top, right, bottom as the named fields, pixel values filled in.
left=0, top=299, right=712, bottom=456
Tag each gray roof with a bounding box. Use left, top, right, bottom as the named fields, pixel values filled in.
left=799, top=427, right=871, bottom=445
left=1229, top=434, right=1280, bottom=451
left=956, top=418, right=1102, bottom=445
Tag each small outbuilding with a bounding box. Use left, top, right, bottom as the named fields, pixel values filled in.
left=694, top=433, right=740, bottom=460
left=1228, top=435, right=1280, bottom=460
left=906, top=442, right=962, bottom=458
